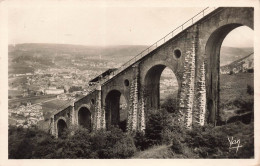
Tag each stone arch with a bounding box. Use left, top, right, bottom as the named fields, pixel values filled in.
left=144, top=63, right=180, bottom=110
left=141, top=59, right=180, bottom=84
left=105, top=89, right=128, bottom=130
left=56, top=117, right=67, bottom=138
left=76, top=105, right=92, bottom=131
left=205, top=22, right=253, bottom=125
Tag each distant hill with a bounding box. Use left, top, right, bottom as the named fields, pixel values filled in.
left=8, top=43, right=148, bottom=61
left=220, top=47, right=253, bottom=66
left=8, top=43, right=253, bottom=74
left=8, top=43, right=148, bottom=74
left=220, top=52, right=254, bottom=74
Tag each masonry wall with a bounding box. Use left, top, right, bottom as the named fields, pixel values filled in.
left=101, top=64, right=135, bottom=130
left=127, top=64, right=139, bottom=131
left=52, top=106, right=73, bottom=138
left=137, top=25, right=198, bottom=129
left=52, top=7, right=254, bottom=136
left=194, top=7, right=254, bottom=125
left=74, top=91, right=98, bottom=130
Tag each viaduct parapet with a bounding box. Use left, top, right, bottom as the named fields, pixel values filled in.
left=50, top=7, right=254, bottom=138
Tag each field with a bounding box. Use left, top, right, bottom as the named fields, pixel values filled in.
left=219, top=73, right=254, bottom=123
left=8, top=76, right=27, bottom=88
left=220, top=73, right=253, bottom=105
left=8, top=90, right=24, bottom=98
left=8, top=63, right=34, bottom=74
left=8, top=95, right=57, bottom=108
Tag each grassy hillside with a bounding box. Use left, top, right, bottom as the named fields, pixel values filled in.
left=220, top=47, right=253, bottom=66
left=133, top=145, right=174, bottom=159
left=133, top=121, right=254, bottom=159
left=220, top=73, right=253, bottom=106
left=220, top=52, right=253, bottom=74
left=219, top=73, right=253, bottom=124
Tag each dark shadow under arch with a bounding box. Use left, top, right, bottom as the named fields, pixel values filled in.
left=78, top=107, right=91, bottom=131
left=145, top=65, right=166, bottom=109
left=105, top=90, right=127, bottom=131
left=57, top=119, right=67, bottom=138
left=205, top=23, right=253, bottom=125
left=144, top=64, right=179, bottom=110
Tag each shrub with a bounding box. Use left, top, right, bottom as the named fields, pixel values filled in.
left=93, top=126, right=136, bottom=159
left=134, top=107, right=181, bottom=150
left=170, top=136, right=183, bottom=154
left=247, top=69, right=254, bottom=73
left=145, top=109, right=164, bottom=146
left=173, top=121, right=255, bottom=158
left=219, top=96, right=254, bottom=114
left=184, top=126, right=229, bottom=158
left=68, top=86, right=83, bottom=93
left=9, top=125, right=137, bottom=159
left=247, top=84, right=254, bottom=95
left=143, top=108, right=173, bottom=147
left=134, top=131, right=149, bottom=150
left=161, top=96, right=178, bottom=113
left=104, top=135, right=136, bottom=158
left=161, top=128, right=174, bottom=145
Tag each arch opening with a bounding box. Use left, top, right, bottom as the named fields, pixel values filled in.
left=57, top=119, right=67, bottom=138
left=78, top=107, right=91, bottom=131
left=105, top=90, right=128, bottom=131
left=205, top=24, right=253, bottom=125
left=160, top=67, right=179, bottom=113
left=144, top=64, right=179, bottom=112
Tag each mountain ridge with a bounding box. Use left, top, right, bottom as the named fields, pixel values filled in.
left=220, top=52, right=254, bottom=74
left=8, top=43, right=253, bottom=74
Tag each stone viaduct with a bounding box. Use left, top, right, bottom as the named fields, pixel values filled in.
left=50, top=7, right=253, bottom=138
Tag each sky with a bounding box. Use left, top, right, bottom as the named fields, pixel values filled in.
left=8, top=1, right=254, bottom=47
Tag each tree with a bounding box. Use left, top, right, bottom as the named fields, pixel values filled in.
left=161, top=96, right=178, bottom=113
left=68, top=86, right=83, bottom=93
left=247, top=84, right=254, bottom=95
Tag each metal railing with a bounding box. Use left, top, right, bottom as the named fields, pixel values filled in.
left=86, top=7, right=217, bottom=95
